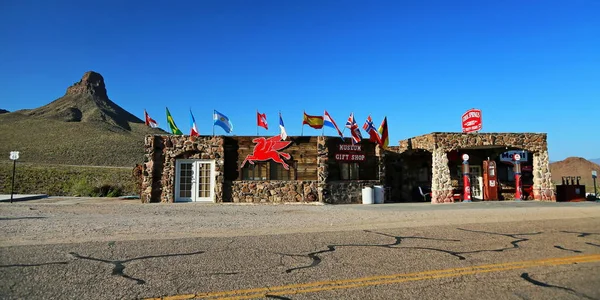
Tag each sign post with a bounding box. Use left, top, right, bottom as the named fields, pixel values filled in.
left=462, top=154, right=471, bottom=202
left=513, top=153, right=522, bottom=201
left=593, top=170, right=597, bottom=200
left=9, top=151, right=20, bottom=203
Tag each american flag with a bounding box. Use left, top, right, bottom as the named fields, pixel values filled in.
left=345, top=113, right=362, bottom=144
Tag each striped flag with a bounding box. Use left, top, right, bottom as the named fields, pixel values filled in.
left=323, top=110, right=343, bottom=138
left=279, top=112, right=288, bottom=140
left=189, top=109, right=199, bottom=136
left=302, top=111, right=324, bottom=129
left=378, top=116, right=389, bottom=149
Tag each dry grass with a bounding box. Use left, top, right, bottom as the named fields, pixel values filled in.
left=0, top=161, right=137, bottom=196
left=0, top=111, right=164, bottom=167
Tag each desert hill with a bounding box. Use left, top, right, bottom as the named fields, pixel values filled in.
left=550, top=157, right=600, bottom=190
left=0, top=71, right=165, bottom=167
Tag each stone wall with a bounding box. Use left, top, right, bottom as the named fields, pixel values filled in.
left=324, top=181, right=382, bottom=204
left=431, top=149, right=454, bottom=203
left=532, top=151, right=556, bottom=201
left=141, top=135, right=225, bottom=203
left=227, top=180, right=319, bottom=203
left=399, top=132, right=548, bottom=153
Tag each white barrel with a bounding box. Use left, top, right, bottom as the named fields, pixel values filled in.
left=373, top=185, right=384, bottom=204
left=362, top=187, right=374, bottom=204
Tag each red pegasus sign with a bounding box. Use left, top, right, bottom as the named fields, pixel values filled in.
left=240, top=136, right=293, bottom=169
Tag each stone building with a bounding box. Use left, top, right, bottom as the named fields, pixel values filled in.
left=141, top=135, right=384, bottom=204
left=388, top=132, right=555, bottom=203
left=140, top=132, right=555, bottom=204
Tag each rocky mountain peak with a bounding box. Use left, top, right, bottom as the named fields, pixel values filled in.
left=65, top=71, right=108, bottom=99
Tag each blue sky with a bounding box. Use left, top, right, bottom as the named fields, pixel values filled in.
left=1, top=0, right=598, bottom=160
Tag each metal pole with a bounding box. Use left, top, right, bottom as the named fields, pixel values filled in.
left=594, top=177, right=597, bottom=198
left=10, top=159, right=16, bottom=203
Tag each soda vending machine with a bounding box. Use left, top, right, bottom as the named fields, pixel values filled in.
left=483, top=159, right=498, bottom=200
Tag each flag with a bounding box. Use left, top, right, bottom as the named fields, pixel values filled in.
left=279, top=112, right=288, bottom=140
left=363, top=115, right=382, bottom=145
left=345, top=113, right=362, bottom=144
left=144, top=109, right=158, bottom=128
left=323, top=110, right=343, bottom=138
left=378, top=116, right=389, bottom=149
left=302, top=111, right=324, bottom=129
left=213, top=110, right=233, bottom=133
left=189, top=109, right=199, bottom=137
left=166, top=107, right=182, bottom=135
left=257, top=111, right=268, bottom=130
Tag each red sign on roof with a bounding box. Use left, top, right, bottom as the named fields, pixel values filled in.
left=462, top=109, right=482, bottom=133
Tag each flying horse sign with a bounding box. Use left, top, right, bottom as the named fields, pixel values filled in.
left=462, top=108, right=482, bottom=133
left=240, top=136, right=293, bottom=169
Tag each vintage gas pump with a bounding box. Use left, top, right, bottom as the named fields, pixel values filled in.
left=462, top=154, right=471, bottom=202
left=483, top=158, right=498, bottom=200
left=514, top=153, right=522, bottom=200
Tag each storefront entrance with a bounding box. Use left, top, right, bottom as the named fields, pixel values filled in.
left=175, top=159, right=215, bottom=202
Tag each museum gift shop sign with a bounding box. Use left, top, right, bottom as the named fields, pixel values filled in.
left=335, top=144, right=365, bottom=162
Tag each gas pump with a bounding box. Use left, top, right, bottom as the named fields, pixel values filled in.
left=483, top=159, right=498, bottom=200
left=514, top=153, right=522, bottom=200
left=462, top=154, right=471, bottom=202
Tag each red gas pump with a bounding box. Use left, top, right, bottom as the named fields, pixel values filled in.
left=514, top=153, right=522, bottom=200
left=462, top=154, right=471, bottom=202
left=483, top=159, right=498, bottom=200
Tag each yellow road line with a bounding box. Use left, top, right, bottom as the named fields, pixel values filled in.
left=146, top=254, right=600, bottom=300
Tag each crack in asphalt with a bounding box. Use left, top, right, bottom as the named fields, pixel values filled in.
left=283, top=230, right=461, bottom=273
left=585, top=242, right=600, bottom=248
left=69, top=250, right=205, bottom=284
left=265, top=295, right=292, bottom=300
left=284, top=228, right=543, bottom=273
left=560, top=231, right=600, bottom=238
left=520, top=273, right=595, bottom=300
left=553, top=245, right=583, bottom=253
left=402, top=228, right=542, bottom=260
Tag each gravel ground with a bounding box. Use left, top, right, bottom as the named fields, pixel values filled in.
left=1, top=198, right=599, bottom=247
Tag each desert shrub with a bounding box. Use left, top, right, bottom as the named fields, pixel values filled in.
left=70, top=177, right=96, bottom=197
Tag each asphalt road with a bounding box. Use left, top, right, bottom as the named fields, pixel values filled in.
left=1, top=202, right=600, bottom=299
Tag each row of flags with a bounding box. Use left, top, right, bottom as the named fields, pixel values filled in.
left=145, top=108, right=233, bottom=137
left=144, top=109, right=389, bottom=148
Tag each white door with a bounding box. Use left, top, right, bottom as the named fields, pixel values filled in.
left=175, top=159, right=215, bottom=202
left=470, top=166, right=483, bottom=200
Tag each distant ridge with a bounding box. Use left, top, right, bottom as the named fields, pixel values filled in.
left=0, top=109, right=8, bottom=114
left=0, top=71, right=166, bottom=166
left=550, top=157, right=600, bottom=188
left=25, top=71, right=143, bottom=131
left=590, top=158, right=600, bottom=165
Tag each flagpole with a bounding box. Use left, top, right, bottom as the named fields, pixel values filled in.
left=212, top=109, right=215, bottom=136
left=322, top=110, right=325, bottom=137
left=256, top=109, right=259, bottom=136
